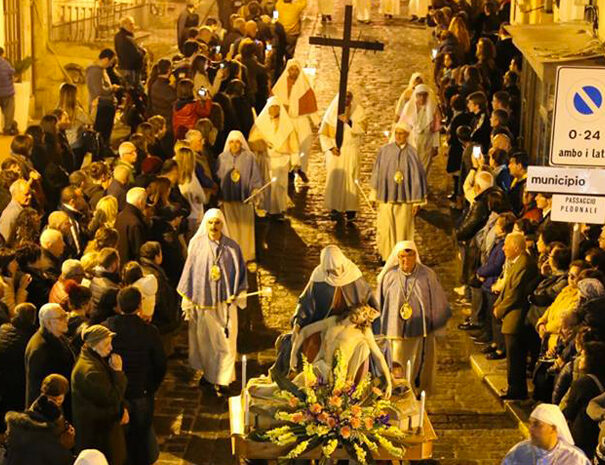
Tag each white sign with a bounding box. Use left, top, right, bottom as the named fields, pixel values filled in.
left=527, top=165, right=605, bottom=195
left=552, top=194, right=605, bottom=224
left=550, top=66, right=605, bottom=167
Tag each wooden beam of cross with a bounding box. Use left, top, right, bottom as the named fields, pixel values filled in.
left=309, top=4, right=384, bottom=148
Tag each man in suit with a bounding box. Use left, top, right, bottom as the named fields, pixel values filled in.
left=493, top=232, right=539, bottom=400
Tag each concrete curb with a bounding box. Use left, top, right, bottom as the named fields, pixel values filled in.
left=470, top=353, right=532, bottom=439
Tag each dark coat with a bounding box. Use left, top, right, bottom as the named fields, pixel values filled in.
left=4, top=409, right=73, bottom=465
left=114, top=27, right=145, bottom=72
left=115, top=203, right=148, bottom=264
left=21, top=266, right=54, bottom=310
left=509, top=177, right=526, bottom=216
left=150, top=219, right=186, bottom=288
left=24, top=328, right=76, bottom=409
left=563, top=373, right=605, bottom=459
left=456, top=188, right=490, bottom=242
left=446, top=111, right=473, bottom=173
left=89, top=267, right=120, bottom=324
left=140, top=258, right=181, bottom=334
left=0, top=316, right=36, bottom=425
left=493, top=252, right=540, bottom=334
left=476, top=236, right=505, bottom=291
left=104, top=314, right=167, bottom=398
left=82, top=184, right=105, bottom=210
left=149, top=77, right=177, bottom=125
left=526, top=272, right=568, bottom=327
left=107, top=179, right=128, bottom=211
left=470, top=111, right=491, bottom=154
left=71, top=345, right=128, bottom=465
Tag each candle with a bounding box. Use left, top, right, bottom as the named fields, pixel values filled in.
left=418, top=390, right=426, bottom=429
left=242, top=355, right=247, bottom=391
left=406, top=360, right=412, bottom=383
left=244, top=389, right=250, bottom=430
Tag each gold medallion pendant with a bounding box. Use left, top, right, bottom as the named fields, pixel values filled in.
left=394, top=170, right=404, bottom=184
left=210, top=264, right=221, bottom=281
left=230, top=169, right=241, bottom=183
left=399, top=302, right=413, bottom=320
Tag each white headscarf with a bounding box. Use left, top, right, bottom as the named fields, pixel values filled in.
left=309, top=245, right=363, bottom=287
left=189, top=208, right=232, bottom=252
left=272, top=59, right=315, bottom=118
left=399, top=83, right=439, bottom=132
left=223, top=130, right=251, bottom=154
left=530, top=404, right=575, bottom=445
left=377, top=240, right=422, bottom=285
left=252, top=96, right=295, bottom=151
left=74, top=450, right=109, bottom=465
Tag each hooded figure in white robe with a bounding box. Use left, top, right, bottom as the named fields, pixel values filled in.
left=394, top=72, right=424, bottom=121
left=74, top=450, right=109, bottom=465
left=272, top=59, right=320, bottom=177
left=215, top=131, right=263, bottom=262
left=177, top=208, right=248, bottom=388
left=375, top=241, right=451, bottom=395
left=399, top=83, right=441, bottom=175
left=503, top=404, right=590, bottom=465
left=249, top=96, right=300, bottom=216
left=320, top=91, right=367, bottom=216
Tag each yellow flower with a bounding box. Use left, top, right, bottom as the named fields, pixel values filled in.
left=329, top=395, right=343, bottom=408
left=288, top=396, right=299, bottom=407
left=286, top=439, right=310, bottom=458
left=350, top=417, right=361, bottom=429
left=275, top=433, right=297, bottom=446
left=291, top=412, right=304, bottom=423
left=364, top=417, right=374, bottom=429
left=353, top=442, right=368, bottom=465
left=322, top=439, right=338, bottom=457
left=358, top=432, right=379, bottom=451
left=350, top=405, right=362, bottom=417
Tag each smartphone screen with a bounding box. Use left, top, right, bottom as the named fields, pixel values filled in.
left=266, top=44, right=273, bottom=52
left=472, top=145, right=482, bottom=158
left=431, top=48, right=438, bottom=59
left=272, top=10, right=279, bottom=19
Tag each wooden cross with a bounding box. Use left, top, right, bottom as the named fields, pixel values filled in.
left=309, top=4, right=384, bottom=148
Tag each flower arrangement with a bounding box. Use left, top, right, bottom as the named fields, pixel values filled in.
left=248, top=351, right=409, bottom=464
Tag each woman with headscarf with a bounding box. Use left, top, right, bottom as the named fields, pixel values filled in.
left=319, top=91, right=367, bottom=223
left=273, top=245, right=377, bottom=374
left=399, top=83, right=442, bottom=175
left=214, top=130, right=263, bottom=262
left=502, top=403, right=590, bottom=464
left=375, top=241, right=450, bottom=395
left=271, top=59, right=319, bottom=181
left=177, top=209, right=248, bottom=396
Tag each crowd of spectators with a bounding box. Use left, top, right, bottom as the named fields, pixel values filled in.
left=0, top=1, right=307, bottom=463
left=424, top=2, right=605, bottom=462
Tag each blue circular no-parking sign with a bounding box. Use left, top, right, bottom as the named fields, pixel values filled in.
left=573, top=85, right=603, bottom=115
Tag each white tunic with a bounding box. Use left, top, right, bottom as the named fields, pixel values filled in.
left=353, top=0, right=371, bottom=21
left=380, top=0, right=401, bottom=15
left=408, top=0, right=429, bottom=17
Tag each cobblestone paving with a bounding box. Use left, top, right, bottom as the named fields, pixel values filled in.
left=153, top=2, right=524, bottom=463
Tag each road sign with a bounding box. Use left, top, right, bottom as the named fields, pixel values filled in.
left=552, top=194, right=605, bottom=224
left=550, top=66, right=605, bottom=167
left=527, top=165, right=605, bottom=195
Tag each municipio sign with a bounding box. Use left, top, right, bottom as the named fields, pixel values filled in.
left=550, top=66, right=605, bottom=167
left=527, top=165, right=605, bottom=195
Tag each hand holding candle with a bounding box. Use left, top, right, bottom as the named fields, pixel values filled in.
left=244, top=177, right=277, bottom=204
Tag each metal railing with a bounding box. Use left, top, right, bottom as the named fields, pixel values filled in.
left=49, top=0, right=149, bottom=43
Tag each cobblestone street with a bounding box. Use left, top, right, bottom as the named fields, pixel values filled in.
left=152, top=2, right=525, bottom=463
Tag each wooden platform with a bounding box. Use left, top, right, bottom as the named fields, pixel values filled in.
left=229, top=395, right=437, bottom=463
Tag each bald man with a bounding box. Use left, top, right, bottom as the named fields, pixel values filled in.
left=107, top=165, right=132, bottom=211
left=493, top=232, right=539, bottom=400
left=0, top=179, right=31, bottom=243
left=40, top=229, right=65, bottom=279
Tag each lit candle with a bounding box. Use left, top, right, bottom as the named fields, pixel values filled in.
left=418, top=390, right=426, bottom=430
left=406, top=360, right=412, bottom=383
left=242, top=355, right=247, bottom=391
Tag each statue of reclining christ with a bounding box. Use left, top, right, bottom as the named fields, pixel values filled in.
left=249, top=305, right=393, bottom=399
